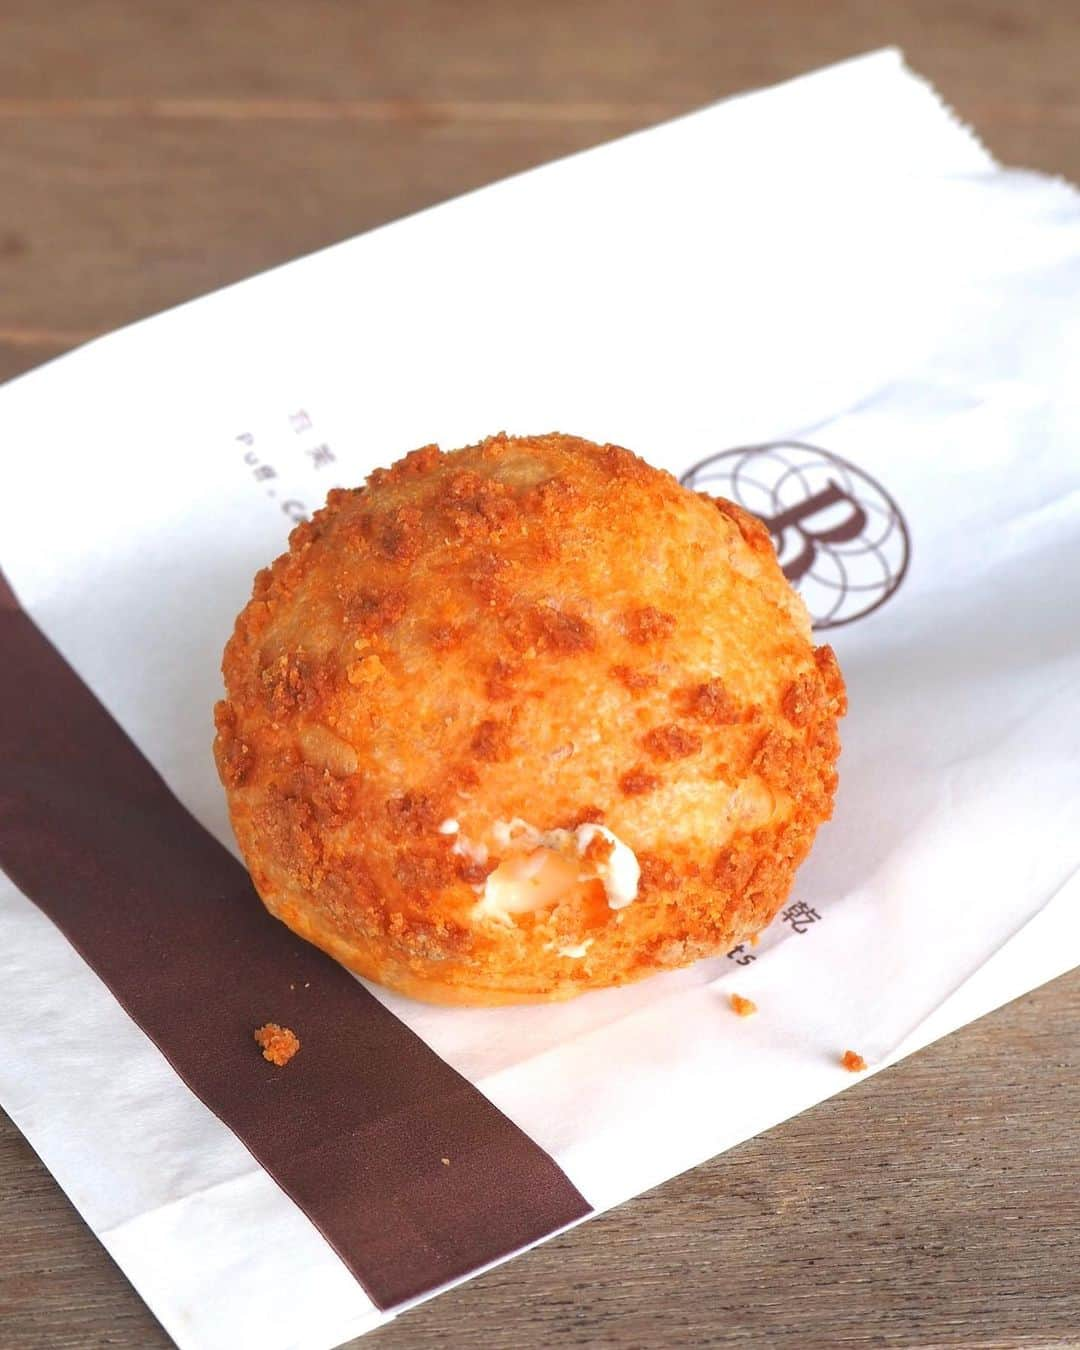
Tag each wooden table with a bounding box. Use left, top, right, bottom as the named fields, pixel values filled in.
left=2, top=3, right=1078, bottom=1346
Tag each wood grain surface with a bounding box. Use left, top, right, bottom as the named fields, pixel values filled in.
left=2, top=3, right=1079, bottom=1347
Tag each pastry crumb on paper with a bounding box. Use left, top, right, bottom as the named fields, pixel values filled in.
left=729, top=993, right=758, bottom=1017
left=840, top=1049, right=867, bottom=1073
left=254, top=1023, right=300, bottom=1066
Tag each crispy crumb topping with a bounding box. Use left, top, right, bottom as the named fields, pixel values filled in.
left=254, top=1022, right=300, bottom=1066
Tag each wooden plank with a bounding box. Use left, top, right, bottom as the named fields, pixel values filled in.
left=3, top=0, right=1080, bottom=345
left=0, top=337, right=79, bottom=386
left=1, top=0, right=1079, bottom=117
left=2, top=104, right=1079, bottom=344
left=0, top=116, right=654, bottom=336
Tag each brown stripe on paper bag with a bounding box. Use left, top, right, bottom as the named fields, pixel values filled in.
left=0, top=570, right=590, bottom=1309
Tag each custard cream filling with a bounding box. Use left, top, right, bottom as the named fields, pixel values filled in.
left=439, top=817, right=640, bottom=924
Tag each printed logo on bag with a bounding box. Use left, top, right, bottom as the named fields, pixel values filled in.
left=680, top=442, right=910, bottom=629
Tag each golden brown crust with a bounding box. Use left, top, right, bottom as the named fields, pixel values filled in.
left=215, top=432, right=845, bottom=1005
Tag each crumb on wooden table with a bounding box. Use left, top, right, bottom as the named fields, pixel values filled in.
left=255, top=1022, right=300, bottom=1066
left=729, top=993, right=758, bottom=1017
left=841, top=1049, right=867, bottom=1073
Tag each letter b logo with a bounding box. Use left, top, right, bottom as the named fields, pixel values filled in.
left=681, top=443, right=910, bottom=629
